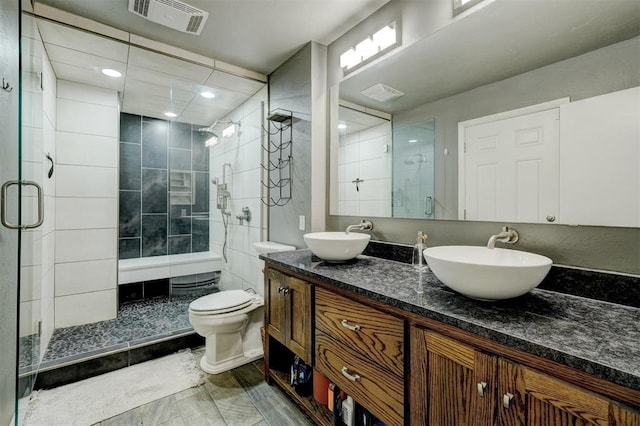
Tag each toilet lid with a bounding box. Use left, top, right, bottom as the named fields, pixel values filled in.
left=189, top=290, right=254, bottom=314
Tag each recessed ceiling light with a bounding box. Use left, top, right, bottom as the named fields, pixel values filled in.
left=408, top=139, right=417, bottom=143
left=164, top=112, right=177, bottom=118
left=337, top=122, right=347, bottom=130
left=200, top=91, right=216, bottom=99
left=101, top=68, right=122, bottom=78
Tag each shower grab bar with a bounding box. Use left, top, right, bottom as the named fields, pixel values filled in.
left=1, top=180, right=44, bottom=230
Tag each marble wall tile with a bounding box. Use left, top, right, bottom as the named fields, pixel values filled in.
left=119, top=191, right=141, bottom=237
left=35, top=351, right=129, bottom=389
left=119, top=143, right=141, bottom=190
left=192, top=217, right=209, bottom=253
left=119, top=237, right=141, bottom=259
left=169, top=122, right=192, bottom=150
left=169, top=235, right=192, bottom=255
left=141, top=168, right=168, bottom=214
left=119, top=282, right=143, bottom=305
left=120, top=113, right=208, bottom=259
left=141, top=215, right=168, bottom=257
left=143, top=279, right=170, bottom=298
left=192, top=129, right=209, bottom=172
left=142, top=118, right=168, bottom=169
left=170, top=148, right=191, bottom=172
left=120, top=113, right=141, bottom=144
left=192, top=172, right=209, bottom=213
left=170, top=205, right=191, bottom=235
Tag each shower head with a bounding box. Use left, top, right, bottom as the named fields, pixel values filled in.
left=198, top=127, right=219, bottom=138
left=199, top=119, right=240, bottom=134
left=200, top=119, right=240, bottom=148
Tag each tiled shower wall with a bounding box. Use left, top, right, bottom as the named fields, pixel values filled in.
left=338, top=122, right=392, bottom=217
left=210, top=86, right=268, bottom=295
left=54, top=80, right=119, bottom=327
left=119, top=114, right=210, bottom=259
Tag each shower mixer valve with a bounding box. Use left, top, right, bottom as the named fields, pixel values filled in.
left=236, top=207, right=251, bottom=224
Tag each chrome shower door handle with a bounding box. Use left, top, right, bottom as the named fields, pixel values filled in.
left=1, top=180, right=44, bottom=230
left=425, top=196, right=433, bottom=216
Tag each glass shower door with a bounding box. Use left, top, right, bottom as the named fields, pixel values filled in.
left=0, top=0, right=20, bottom=424
left=17, top=10, right=46, bottom=410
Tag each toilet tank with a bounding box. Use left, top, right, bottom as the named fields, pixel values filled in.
left=253, top=241, right=296, bottom=255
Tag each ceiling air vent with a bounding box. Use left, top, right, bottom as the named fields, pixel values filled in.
left=361, top=83, right=404, bottom=102
left=128, top=0, right=209, bottom=35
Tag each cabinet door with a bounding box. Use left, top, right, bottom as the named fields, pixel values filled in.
left=410, top=328, right=497, bottom=426
left=498, top=359, right=640, bottom=426
left=285, top=275, right=312, bottom=362
left=265, top=269, right=286, bottom=345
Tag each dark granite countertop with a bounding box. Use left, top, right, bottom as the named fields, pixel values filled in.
left=261, top=249, right=640, bottom=392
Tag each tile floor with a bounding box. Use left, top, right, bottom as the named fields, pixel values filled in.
left=95, top=349, right=313, bottom=426
left=20, top=295, right=199, bottom=376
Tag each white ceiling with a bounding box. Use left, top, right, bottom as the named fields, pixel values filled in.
left=339, top=0, right=640, bottom=113
left=34, top=0, right=389, bottom=75
left=32, top=0, right=388, bottom=126
left=36, top=17, right=267, bottom=125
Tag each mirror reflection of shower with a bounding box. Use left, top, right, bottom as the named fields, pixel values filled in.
left=199, top=120, right=241, bottom=147
left=392, top=118, right=436, bottom=219
left=212, top=163, right=232, bottom=262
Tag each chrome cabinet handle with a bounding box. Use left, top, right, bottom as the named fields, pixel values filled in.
left=341, top=366, right=361, bottom=382
left=1, top=180, right=44, bottom=230
left=341, top=319, right=361, bottom=331
left=477, top=381, right=488, bottom=397
left=503, top=392, right=514, bottom=409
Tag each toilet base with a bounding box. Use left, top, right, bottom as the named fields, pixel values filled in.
left=199, top=349, right=263, bottom=375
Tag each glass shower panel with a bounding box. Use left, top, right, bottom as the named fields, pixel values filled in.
left=17, top=11, right=47, bottom=409
left=0, top=0, right=20, bottom=423
left=392, top=118, right=436, bottom=219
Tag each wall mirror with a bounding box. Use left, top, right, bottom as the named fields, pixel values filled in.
left=330, top=0, right=640, bottom=227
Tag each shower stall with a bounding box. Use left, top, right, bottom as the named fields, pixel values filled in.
left=2, top=5, right=268, bottom=424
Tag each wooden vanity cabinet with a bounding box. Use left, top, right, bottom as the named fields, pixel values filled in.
left=315, top=288, right=405, bottom=426
left=498, top=360, right=640, bottom=426
left=410, top=328, right=497, bottom=426
left=410, top=326, right=640, bottom=426
left=265, top=268, right=312, bottom=362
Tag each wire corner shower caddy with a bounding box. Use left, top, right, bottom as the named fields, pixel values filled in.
left=261, top=108, right=293, bottom=207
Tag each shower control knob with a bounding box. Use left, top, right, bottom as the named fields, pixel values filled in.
left=546, top=215, right=556, bottom=223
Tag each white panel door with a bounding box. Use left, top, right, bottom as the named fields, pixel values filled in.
left=462, top=108, right=560, bottom=223
left=559, top=87, right=639, bottom=227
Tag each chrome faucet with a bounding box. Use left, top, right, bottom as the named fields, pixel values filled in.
left=345, top=219, right=373, bottom=234
left=487, top=226, right=519, bottom=249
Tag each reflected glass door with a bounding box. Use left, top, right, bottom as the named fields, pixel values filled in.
left=392, top=118, right=436, bottom=219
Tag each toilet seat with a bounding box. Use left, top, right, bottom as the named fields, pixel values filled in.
left=189, top=290, right=256, bottom=315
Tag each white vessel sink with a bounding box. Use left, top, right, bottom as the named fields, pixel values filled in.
left=303, top=232, right=371, bottom=262
left=423, top=246, right=552, bottom=301
left=253, top=241, right=296, bottom=254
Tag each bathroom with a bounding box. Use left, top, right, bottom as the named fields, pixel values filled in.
left=1, top=0, right=638, bottom=424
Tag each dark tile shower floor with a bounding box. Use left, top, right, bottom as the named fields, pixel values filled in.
left=21, top=295, right=198, bottom=375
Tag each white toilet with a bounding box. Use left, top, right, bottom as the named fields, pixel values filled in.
left=188, top=241, right=295, bottom=374
left=189, top=290, right=264, bottom=374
